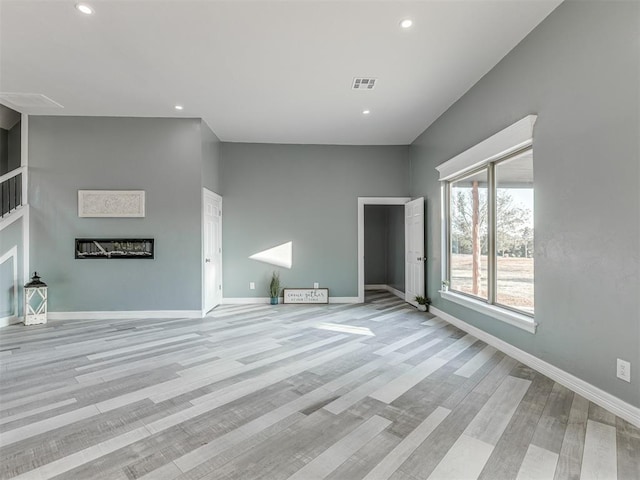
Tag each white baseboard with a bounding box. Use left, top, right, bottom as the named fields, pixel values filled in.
left=47, top=310, right=202, bottom=321
left=385, top=286, right=405, bottom=300
left=222, top=297, right=360, bottom=305
left=0, top=315, right=20, bottom=327
left=222, top=297, right=273, bottom=305
left=431, top=306, right=640, bottom=428
left=365, top=284, right=405, bottom=301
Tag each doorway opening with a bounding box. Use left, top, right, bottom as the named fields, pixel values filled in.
left=364, top=204, right=406, bottom=299
left=357, top=197, right=425, bottom=306
left=358, top=197, right=408, bottom=302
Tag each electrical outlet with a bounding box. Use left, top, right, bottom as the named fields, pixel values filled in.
left=313, top=282, right=319, bottom=288
left=249, top=282, right=255, bottom=290
left=617, top=358, right=631, bottom=383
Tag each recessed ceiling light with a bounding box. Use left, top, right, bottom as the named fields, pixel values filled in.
left=400, top=19, right=413, bottom=29
left=362, top=109, right=371, bottom=115
left=174, top=105, right=184, bottom=111
left=75, top=3, right=94, bottom=15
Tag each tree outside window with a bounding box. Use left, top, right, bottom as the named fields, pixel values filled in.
left=447, top=149, right=534, bottom=315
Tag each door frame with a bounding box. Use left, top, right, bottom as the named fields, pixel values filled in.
left=202, top=188, right=223, bottom=316
left=357, top=197, right=411, bottom=303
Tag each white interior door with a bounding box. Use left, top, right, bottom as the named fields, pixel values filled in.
left=203, top=189, right=222, bottom=313
left=405, top=197, right=425, bottom=307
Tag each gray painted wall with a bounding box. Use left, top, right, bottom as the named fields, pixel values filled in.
left=410, top=1, right=639, bottom=407
left=8, top=122, right=21, bottom=172
left=386, top=205, right=405, bottom=293
left=364, top=205, right=405, bottom=292
left=220, top=143, right=409, bottom=298
left=201, top=120, right=221, bottom=194
left=0, top=129, right=7, bottom=174
left=364, top=205, right=387, bottom=285
left=28, top=117, right=205, bottom=312
left=0, top=122, right=21, bottom=175
left=0, top=217, right=24, bottom=317
left=0, top=258, right=13, bottom=317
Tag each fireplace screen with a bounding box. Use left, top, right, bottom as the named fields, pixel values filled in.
left=75, top=239, right=154, bottom=259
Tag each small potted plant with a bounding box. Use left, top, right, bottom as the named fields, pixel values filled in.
left=269, top=271, right=281, bottom=305
left=415, top=295, right=431, bottom=312
left=441, top=280, right=449, bottom=292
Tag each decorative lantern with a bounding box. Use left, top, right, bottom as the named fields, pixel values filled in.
left=24, top=272, right=47, bottom=325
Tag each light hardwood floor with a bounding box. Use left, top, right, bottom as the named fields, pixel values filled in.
left=1, top=291, right=638, bottom=480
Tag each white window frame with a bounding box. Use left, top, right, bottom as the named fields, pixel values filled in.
left=436, top=115, right=537, bottom=334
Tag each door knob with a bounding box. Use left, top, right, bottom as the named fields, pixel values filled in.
left=205, top=258, right=211, bottom=263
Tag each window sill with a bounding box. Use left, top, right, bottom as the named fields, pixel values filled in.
left=439, top=290, right=537, bottom=334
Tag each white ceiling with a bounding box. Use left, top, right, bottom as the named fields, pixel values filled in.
left=0, top=0, right=562, bottom=145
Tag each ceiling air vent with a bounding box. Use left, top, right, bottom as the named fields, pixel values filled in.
left=0, top=93, right=64, bottom=109
left=352, top=78, right=377, bottom=90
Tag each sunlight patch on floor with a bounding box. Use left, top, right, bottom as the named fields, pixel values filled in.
left=315, top=323, right=375, bottom=336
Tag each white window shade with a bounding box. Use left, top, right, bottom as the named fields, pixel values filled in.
left=436, top=115, right=537, bottom=181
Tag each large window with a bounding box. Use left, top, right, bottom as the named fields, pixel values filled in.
left=495, top=151, right=534, bottom=314
left=437, top=116, right=537, bottom=332
left=450, top=169, right=488, bottom=300
left=446, top=147, right=534, bottom=317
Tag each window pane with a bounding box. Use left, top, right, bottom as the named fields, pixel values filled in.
left=495, top=151, right=534, bottom=314
left=450, top=169, right=488, bottom=300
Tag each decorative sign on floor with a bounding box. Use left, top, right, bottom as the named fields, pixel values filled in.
left=283, top=288, right=329, bottom=304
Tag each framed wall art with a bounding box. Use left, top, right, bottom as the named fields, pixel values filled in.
left=78, top=190, right=145, bottom=218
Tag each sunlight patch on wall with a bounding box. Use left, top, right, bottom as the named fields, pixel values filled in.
left=249, top=241, right=293, bottom=269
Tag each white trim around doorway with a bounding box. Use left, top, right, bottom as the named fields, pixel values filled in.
left=357, top=197, right=411, bottom=303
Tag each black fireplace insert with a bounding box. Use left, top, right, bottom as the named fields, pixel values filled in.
left=75, top=238, right=154, bottom=259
